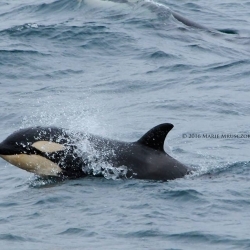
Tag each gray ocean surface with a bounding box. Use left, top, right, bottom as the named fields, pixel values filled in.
left=1, top=0, right=250, bottom=249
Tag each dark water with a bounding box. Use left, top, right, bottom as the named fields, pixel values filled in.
left=1, top=0, right=250, bottom=249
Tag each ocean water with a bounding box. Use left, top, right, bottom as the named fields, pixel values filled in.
left=1, top=0, right=250, bottom=249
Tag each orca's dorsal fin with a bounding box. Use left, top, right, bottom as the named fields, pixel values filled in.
left=137, top=123, right=174, bottom=152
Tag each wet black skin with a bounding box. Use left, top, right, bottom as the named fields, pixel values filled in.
left=0, top=123, right=191, bottom=181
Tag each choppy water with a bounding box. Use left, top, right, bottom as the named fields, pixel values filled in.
left=1, top=0, right=250, bottom=249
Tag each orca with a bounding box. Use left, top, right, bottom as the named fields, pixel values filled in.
left=0, top=123, right=190, bottom=181
left=170, top=10, right=237, bottom=34
left=142, top=0, right=238, bottom=34
left=83, top=0, right=237, bottom=35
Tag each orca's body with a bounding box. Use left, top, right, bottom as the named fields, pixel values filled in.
left=0, top=123, right=190, bottom=181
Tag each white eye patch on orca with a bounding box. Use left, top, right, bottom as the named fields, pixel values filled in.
left=0, top=154, right=62, bottom=176
left=32, top=141, right=65, bottom=153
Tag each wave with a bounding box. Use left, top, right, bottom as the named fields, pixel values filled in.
left=187, top=161, right=250, bottom=181
left=209, top=161, right=250, bottom=175
left=0, top=0, right=81, bottom=18
left=0, top=233, right=36, bottom=242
